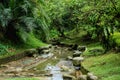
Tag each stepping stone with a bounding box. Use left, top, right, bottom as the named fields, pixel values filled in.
left=73, top=57, right=84, bottom=61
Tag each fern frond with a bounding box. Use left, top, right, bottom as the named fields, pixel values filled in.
left=0, top=4, right=12, bottom=27
left=19, top=16, right=37, bottom=32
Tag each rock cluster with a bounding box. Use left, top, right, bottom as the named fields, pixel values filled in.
left=69, top=45, right=98, bottom=80
left=78, top=72, right=98, bottom=80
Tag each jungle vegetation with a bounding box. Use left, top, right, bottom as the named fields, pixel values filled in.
left=0, top=0, right=120, bottom=54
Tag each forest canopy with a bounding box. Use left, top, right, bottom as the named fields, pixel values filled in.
left=0, top=1, right=120, bottom=80
left=0, top=0, right=120, bottom=51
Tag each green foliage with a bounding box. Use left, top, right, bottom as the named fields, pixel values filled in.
left=84, top=43, right=104, bottom=56
left=49, top=29, right=59, bottom=39
left=0, top=0, right=50, bottom=44
left=24, top=33, right=47, bottom=48
left=45, top=0, right=120, bottom=51
left=18, top=32, right=47, bottom=48
left=0, top=43, right=18, bottom=58
left=111, top=32, right=120, bottom=46
left=0, top=43, right=8, bottom=55
left=1, top=0, right=120, bottom=51
left=0, top=4, right=12, bottom=27
left=83, top=52, right=120, bottom=80
left=102, top=75, right=120, bottom=80
left=45, top=0, right=77, bottom=36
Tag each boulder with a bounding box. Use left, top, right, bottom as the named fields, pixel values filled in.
left=15, top=67, right=23, bottom=72
left=54, top=56, right=57, bottom=59
left=42, top=49, right=50, bottom=54
left=27, top=73, right=35, bottom=76
left=75, top=70, right=83, bottom=79
left=77, top=46, right=86, bottom=52
left=67, top=56, right=73, bottom=60
left=74, top=50, right=82, bottom=54
left=63, top=74, right=74, bottom=80
left=78, top=75, right=87, bottom=80
left=37, top=45, right=52, bottom=54
left=87, top=72, right=98, bottom=80
left=72, top=57, right=84, bottom=66
left=60, top=65, right=69, bottom=71
left=33, top=54, right=39, bottom=57
left=73, top=50, right=82, bottom=57
left=26, top=49, right=37, bottom=57
left=38, top=45, right=52, bottom=50
left=0, top=64, right=9, bottom=68
left=73, top=57, right=84, bottom=61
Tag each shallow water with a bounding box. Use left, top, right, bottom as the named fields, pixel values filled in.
left=45, top=66, right=63, bottom=80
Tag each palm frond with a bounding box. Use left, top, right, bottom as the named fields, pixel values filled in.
left=19, top=16, right=37, bottom=32
left=36, top=18, right=50, bottom=41
left=0, top=4, right=12, bottom=27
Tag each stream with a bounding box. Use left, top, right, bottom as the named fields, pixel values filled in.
left=0, top=44, right=89, bottom=80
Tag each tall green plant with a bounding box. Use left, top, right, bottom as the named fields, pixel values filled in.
left=0, top=0, right=50, bottom=44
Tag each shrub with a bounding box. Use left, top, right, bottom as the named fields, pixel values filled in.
left=0, top=43, right=8, bottom=55
left=111, top=32, right=120, bottom=47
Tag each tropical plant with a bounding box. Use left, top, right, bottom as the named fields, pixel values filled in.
left=0, top=0, right=50, bottom=45
left=0, top=43, right=8, bottom=55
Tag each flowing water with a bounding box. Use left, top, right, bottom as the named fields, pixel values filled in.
left=0, top=45, right=88, bottom=80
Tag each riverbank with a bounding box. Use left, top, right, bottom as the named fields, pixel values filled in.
left=82, top=44, right=120, bottom=80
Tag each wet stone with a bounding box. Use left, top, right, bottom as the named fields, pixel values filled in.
left=41, top=53, right=53, bottom=58
left=0, top=64, right=9, bottom=68
left=67, top=56, right=73, bottom=60
left=73, top=57, right=84, bottom=61
left=87, top=73, right=98, bottom=80
left=27, top=73, right=35, bottom=76
left=77, top=46, right=86, bottom=52
left=42, top=49, right=50, bottom=54
left=78, top=75, right=87, bottom=80
left=6, top=73, right=16, bottom=77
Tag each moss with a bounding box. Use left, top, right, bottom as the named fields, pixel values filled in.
left=83, top=53, right=120, bottom=80
left=102, top=75, right=120, bottom=80
left=83, top=42, right=104, bottom=56
left=23, top=32, right=47, bottom=48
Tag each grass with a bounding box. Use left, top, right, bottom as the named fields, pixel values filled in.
left=82, top=52, right=120, bottom=80
left=83, top=42, right=104, bottom=56
left=61, top=30, right=120, bottom=80
left=61, top=28, right=87, bottom=45
left=23, top=32, right=47, bottom=48
left=0, top=42, right=26, bottom=59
